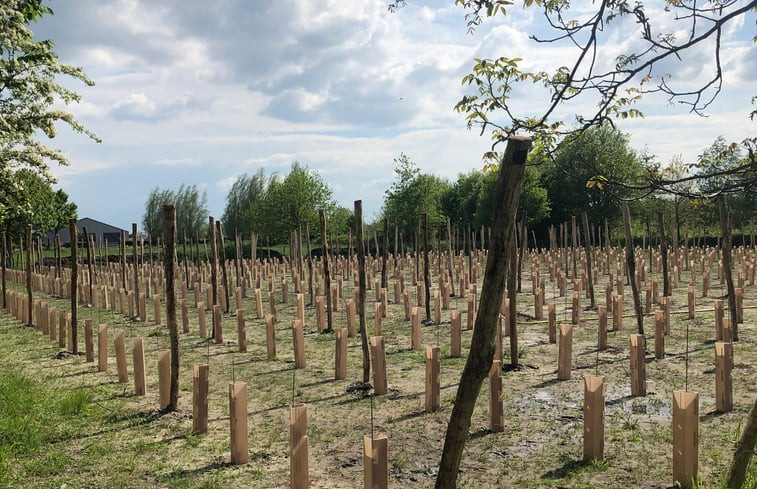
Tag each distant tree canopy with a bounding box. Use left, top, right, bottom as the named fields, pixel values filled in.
left=244, top=162, right=335, bottom=243
left=221, top=169, right=269, bottom=237
left=1, top=168, right=77, bottom=240
left=142, top=184, right=208, bottom=241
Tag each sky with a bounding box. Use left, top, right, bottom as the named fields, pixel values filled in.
left=32, top=0, right=756, bottom=231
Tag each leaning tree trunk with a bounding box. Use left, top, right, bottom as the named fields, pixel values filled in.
left=435, top=136, right=531, bottom=489
left=718, top=195, right=739, bottom=341
left=726, top=394, right=757, bottom=489
left=355, top=200, right=370, bottom=383
left=163, top=204, right=180, bottom=411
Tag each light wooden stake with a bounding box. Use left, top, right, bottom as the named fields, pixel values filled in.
left=673, top=390, right=699, bottom=489
left=229, top=381, right=249, bottom=465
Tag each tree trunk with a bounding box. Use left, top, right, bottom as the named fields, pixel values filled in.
left=422, top=213, right=431, bottom=322
left=355, top=200, right=370, bottom=383
left=726, top=395, right=757, bottom=489
left=622, top=203, right=644, bottom=335
left=163, top=205, right=180, bottom=411
left=435, top=136, right=531, bottom=489
left=69, top=219, right=78, bottom=354
left=658, top=213, right=670, bottom=298
left=319, top=209, right=333, bottom=333
left=718, top=195, right=738, bottom=340
left=217, top=221, right=230, bottom=313
left=447, top=217, right=455, bottom=296
left=581, top=212, right=595, bottom=308
left=381, top=218, right=388, bottom=290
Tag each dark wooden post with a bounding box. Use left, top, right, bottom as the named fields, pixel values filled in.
left=622, top=203, right=644, bottom=334
left=163, top=205, right=179, bottom=411
left=319, top=209, right=333, bottom=333
left=217, top=221, right=230, bottom=313
left=26, top=224, right=33, bottom=326
left=69, top=218, right=78, bottom=353
left=422, top=213, right=431, bottom=322
left=658, top=213, right=670, bottom=297
left=435, top=136, right=530, bottom=489
left=718, top=195, right=738, bottom=340
left=0, top=230, right=6, bottom=310
left=355, top=200, right=370, bottom=383
left=581, top=212, right=595, bottom=308
left=209, top=217, right=218, bottom=337
left=132, top=223, right=139, bottom=319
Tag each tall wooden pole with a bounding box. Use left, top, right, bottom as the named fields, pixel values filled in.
left=355, top=200, right=370, bottom=383
left=209, top=217, right=218, bottom=337
left=163, top=205, right=180, bottom=411
left=718, top=195, right=738, bottom=340
left=0, top=230, right=6, bottom=310
left=132, top=223, right=139, bottom=319
left=319, top=209, right=333, bottom=333
left=69, top=218, right=78, bottom=353
left=25, top=224, right=33, bottom=325
left=622, top=204, right=644, bottom=334
left=422, top=213, right=431, bottom=322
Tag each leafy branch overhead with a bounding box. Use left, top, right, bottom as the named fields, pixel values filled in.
left=393, top=0, right=755, bottom=150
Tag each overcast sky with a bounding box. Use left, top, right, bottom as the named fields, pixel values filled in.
left=33, top=0, right=756, bottom=230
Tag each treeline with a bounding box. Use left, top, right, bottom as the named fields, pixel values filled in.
left=140, top=125, right=756, bottom=251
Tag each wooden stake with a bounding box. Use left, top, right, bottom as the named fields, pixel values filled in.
left=132, top=337, right=146, bottom=396
left=489, top=360, right=503, bottom=432
left=114, top=331, right=128, bottom=382
left=265, top=314, right=276, bottom=360
left=98, top=324, right=108, bottom=372
left=583, top=375, right=605, bottom=461
left=425, top=346, right=440, bottom=412
left=290, top=403, right=309, bottom=489
left=450, top=310, right=461, bottom=357
left=714, top=299, right=724, bottom=340
left=363, top=434, right=388, bottom=489
left=672, top=390, right=699, bottom=489
left=597, top=306, right=607, bottom=351
left=370, top=336, right=387, bottom=395
left=236, top=308, right=247, bottom=352
left=335, top=328, right=347, bottom=380
left=548, top=303, right=556, bottom=344
left=629, top=334, right=646, bottom=397
left=558, top=324, right=573, bottom=380
left=715, top=342, right=733, bottom=413
left=158, top=349, right=170, bottom=409
left=292, top=319, right=306, bottom=369
left=229, top=381, right=249, bottom=464
left=213, top=304, right=223, bottom=343
left=655, top=310, right=665, bottom=359
left=84, top=319, right=94, bottom=362
left=192, top=364, right=209, bottom=434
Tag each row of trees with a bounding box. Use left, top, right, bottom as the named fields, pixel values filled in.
left=140, top=126, right=754, bottom=250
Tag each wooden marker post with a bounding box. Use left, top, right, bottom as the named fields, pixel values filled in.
left=84, top=319, right=94, bottom=362
left=655, top=310, right=665, bottom=359
left=292, top=319, right=306, bottom=369
left=714, top=299, right=724, bottom=340
left=558, top=324, right=573, bottom=380
left=672, top=390, right=699, bottom=489
left=687, top=286, right=695, bottom=319
left=158, top=349, right=170, bottom=409
left=411, top=307, right=421, bottom=350
left=114, top=331, right=128, bottom=382
left=434, top=290, right=441, bottom=324
left=583, top=375, right=605, bottom=461
left=236, top=309, right=246, bottom=352
left=197, top=302, right=207, bottom=338
left=290, top=403, right=309, bottom=489
left=571, top=290, right=580, bottom=325
left=715, top=342, right=733, bottom=413
left=629, top=334, right=646, bottom=397
left=363, top=434, right=388, bottom=489
left=346, top=299, right=356, bottom=337
left=450, top=310, right=461, bottom=357
left=133, top=337, right=146, bottom=396
left=98, top=324, right=108, bottom=372
left=548, top=303, right=556, bottom=344
left=189, top=365, right=209, bottom=435
left=374, top=302, right=382, bottom=336
left=370, top=336, right=387, bottom=395
left=335, top=328, right=347, bottom=380
left=229, top=381, right=249, bottom=465
left=597, top=306, right=607, bottom=351
left=153, top=294, right=161, bottom=325
left=181, top=299, right=189, bottom=333
left=466, top=294, right=475, bottom=330
left=213, top=304, right=223, bottom=343
left=255, top=288, right=263, bottom=318
left=425, top=346, right=440, bottom=412
left=489, top=360, right=504, bottom=432
left=265, top=314, right=276, bottom=360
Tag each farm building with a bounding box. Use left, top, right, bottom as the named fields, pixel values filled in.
left=45, top=217, right=129, bottom=246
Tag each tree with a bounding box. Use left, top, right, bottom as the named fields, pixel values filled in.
left=222, top=169, right=268, bottom=236
left=0, top=1, right=97, bottom=234
left=247, top=162, right=334, bottom=243
left=383, top=153, right=451, bottom=241
left=142, top=184, right=208, bottom=241
left=543, top=123, right=644, bottom=228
